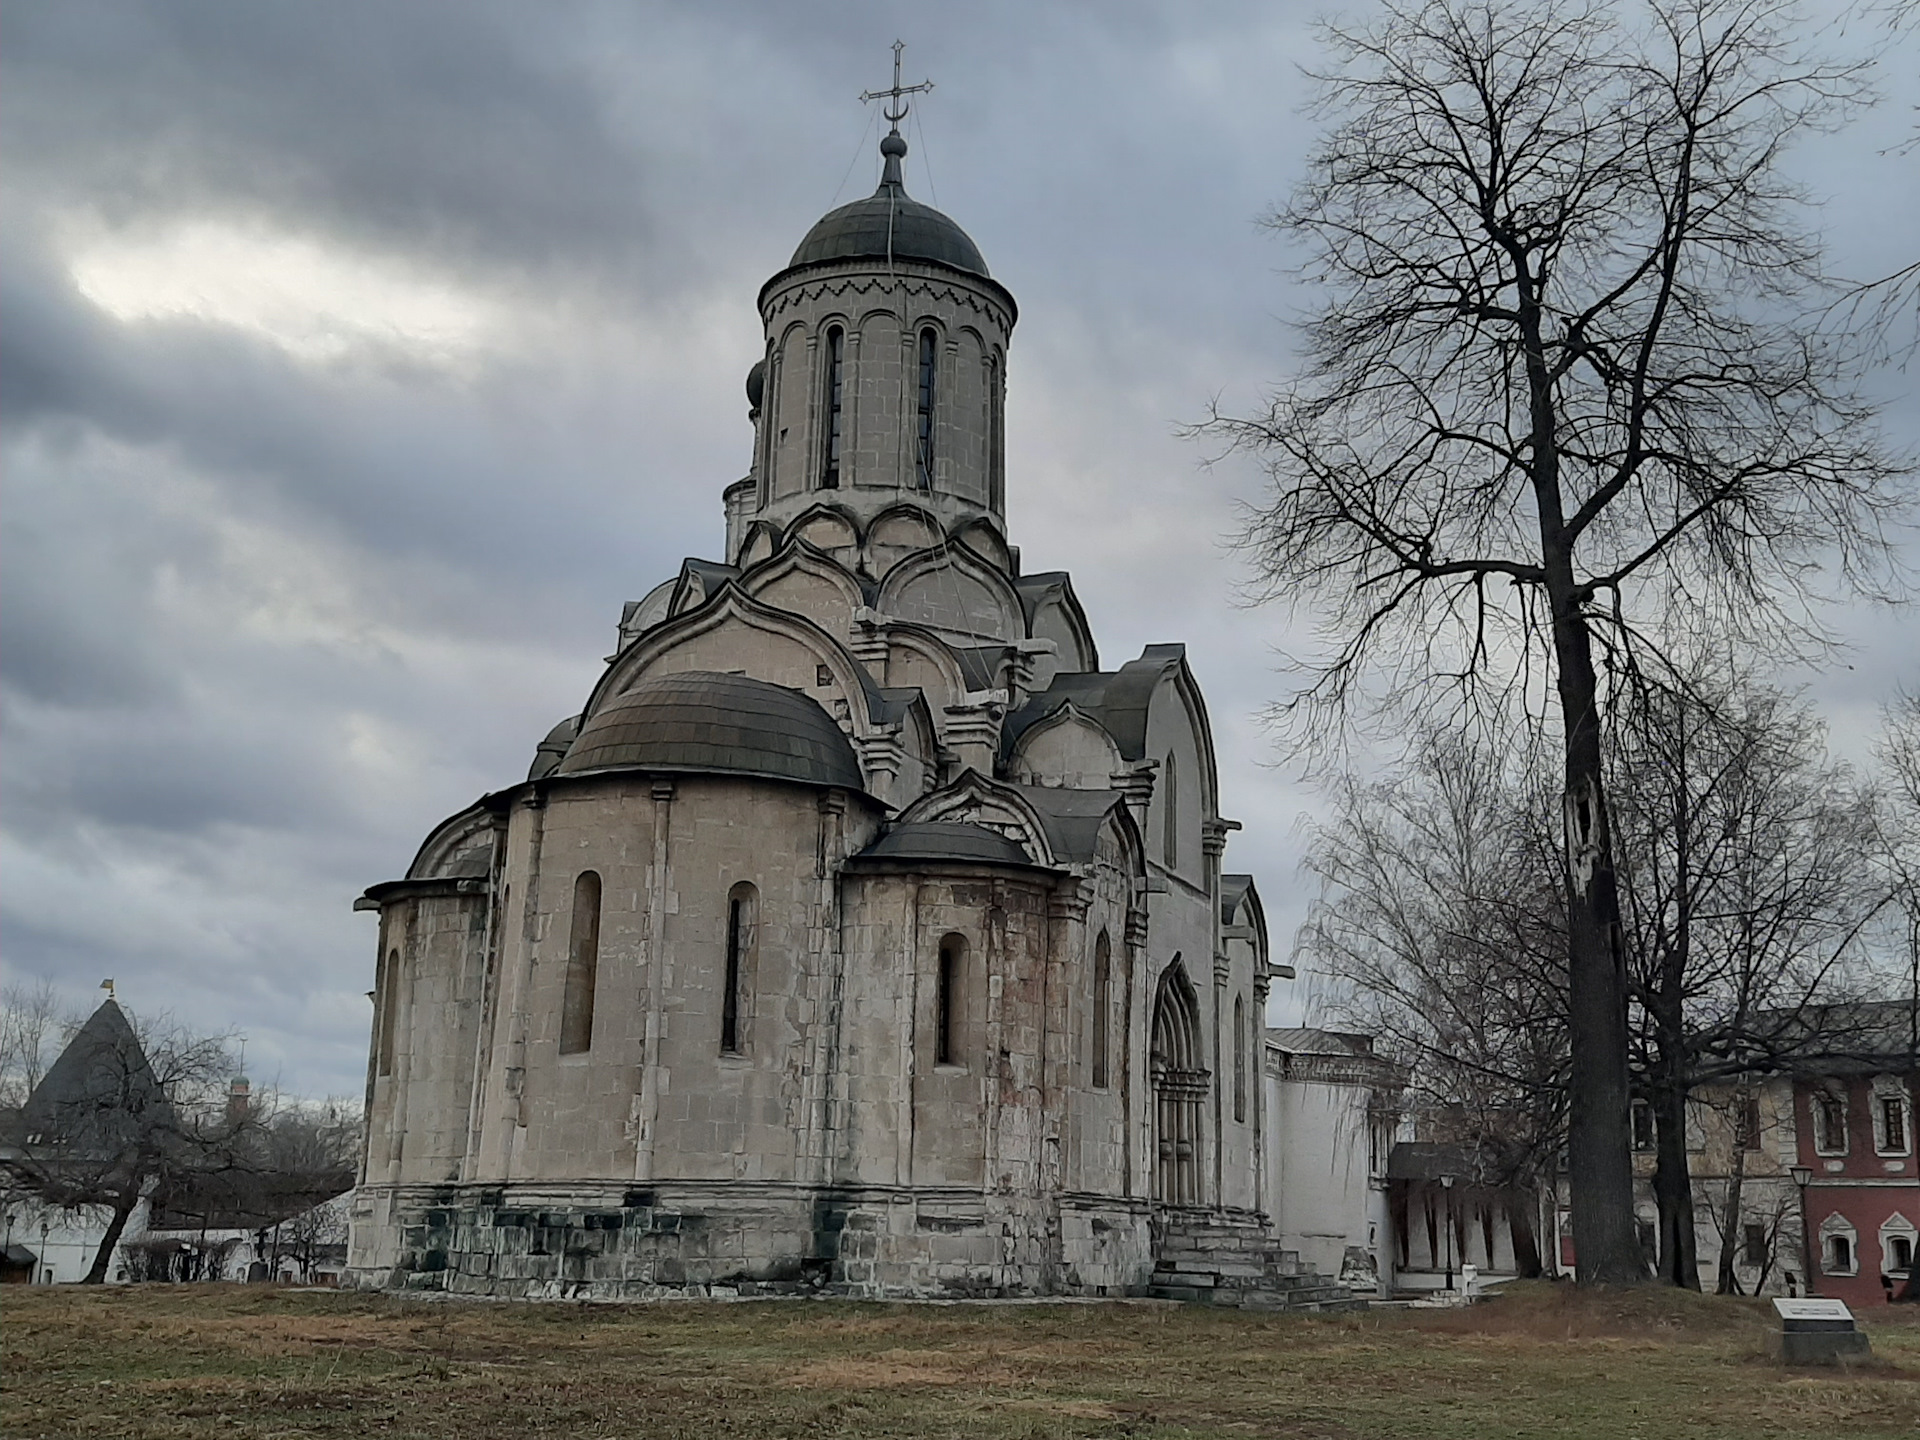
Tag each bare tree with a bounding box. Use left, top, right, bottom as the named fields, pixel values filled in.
left=1612, top=667, right=1884, bottom=1288
left=1873, top=690, right=1920, bottom=1301
left=1, top=1000, right=239, bottom=1283
left=1211, top=0, right=1908, bottom=1280
left=0, top=981, right=67, bottom=1112
left=1299, top=724, right=1568, bottom=1276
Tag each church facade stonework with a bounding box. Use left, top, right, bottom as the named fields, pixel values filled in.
left=346, top=124, right=1277, bottom=1300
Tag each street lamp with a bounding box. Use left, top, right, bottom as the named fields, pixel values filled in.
left=1789, top=1164, right=1814, bottom=1298
left=1441, top=1174, right=1457, bottom=1291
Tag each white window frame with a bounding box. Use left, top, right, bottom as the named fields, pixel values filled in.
left=1871, top=1078, right=1912, bottom=1157
left=1819, top=1213, right=1859, bottom=1276
left=1880, top=1213, right=1916, bottom=1278
left=1811, top=1084, right=1850, bottom=1157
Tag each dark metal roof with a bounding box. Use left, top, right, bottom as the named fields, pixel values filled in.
left=789, top=185, right=989, bottom=278
left=19, top=999, right=176, bottom=1144
left=859, top=821, right=1034, bottom=867
left=1009, top=783, right=1125, bottom=863
left=558, top=671, right=863, bottom=791
left=1001, top=644, right=1186, bottom=762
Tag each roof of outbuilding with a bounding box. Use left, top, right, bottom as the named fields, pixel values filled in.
left=557, top=671, right=864, bottom=792
left=19, top=999, right=175, bottom=1143
left=859, top=822, right=1035, bottom=867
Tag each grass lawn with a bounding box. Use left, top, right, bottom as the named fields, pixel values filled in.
left=4, top=1280, right=1917, bottom=1439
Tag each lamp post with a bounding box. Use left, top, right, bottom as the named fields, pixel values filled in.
left=1789, top=1164, right=1814, bottom=1298
left=1441, top=1174, right=1456, bottom=1291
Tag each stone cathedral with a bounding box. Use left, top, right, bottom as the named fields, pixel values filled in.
left=345, top=102, right=1284, bottom=1300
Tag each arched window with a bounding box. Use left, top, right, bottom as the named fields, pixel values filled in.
left=721, top=882, right=758, bottom=1055
left=559, top=871, right=601, bottom=1055
left=377, top=948, right=401, bottom=1077
left=936, top=933, right=966, bottom=1066
left=1233, top=994, right=1247, bottom=1123
left=1092, top=930, right=1112, bottom=1090
left=915, top=328, right=937, bottom=489
left=820, top=325, right=845, bottom=488
left=1161, top=752, right=1179, bottom=869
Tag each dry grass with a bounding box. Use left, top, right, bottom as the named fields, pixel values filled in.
left=4, top=1280, right=1917, bottom=1439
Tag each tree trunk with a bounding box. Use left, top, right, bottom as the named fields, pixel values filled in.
left=1508, top=1190, right=1544, bottom=1278
left=1552, top=604, right=1646, bottom=1284
left=1715, top=1151, right=1747, bottom=1295
left=82, top=1197, right=138, bottom=1284
left=1652, top=1072, right=1698, bottom=1288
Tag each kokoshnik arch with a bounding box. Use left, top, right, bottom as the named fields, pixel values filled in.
left=346, top=83, right=1280, bottom=1299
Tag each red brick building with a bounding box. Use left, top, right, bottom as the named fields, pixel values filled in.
left=1791, top=1003, right=1917, bottom=1308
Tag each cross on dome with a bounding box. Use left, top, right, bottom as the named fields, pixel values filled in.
left=860, top=40, right=933, bottom=133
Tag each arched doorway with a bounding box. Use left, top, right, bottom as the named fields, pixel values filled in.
left=1150, top=960, right=1208, bottom=1206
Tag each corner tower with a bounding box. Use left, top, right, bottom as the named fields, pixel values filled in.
left=729, top=123, right=1016, bottom=568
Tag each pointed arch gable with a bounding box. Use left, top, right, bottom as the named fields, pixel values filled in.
left=1015, top=572, right=1099, bottom=674
left=881, top=621, right=970, bottom=714
left=738, top=520, right=782, bottom=569
left=876, top=542, right=1024, bottom=642
left=951, top=515, right=1013, bottom=574
left=865, top=501, right=945, bottom=576
left=586, top=585, right=881, bottom=747
left=897, top=770, right=1060, bottom=868
left=408, top=803, right=497, bottom=881
left=780, top=502, right=864, bottom=563
left=1009, top=701, right=1123, bottom=790
left=740, top=538, right=867, bottom=642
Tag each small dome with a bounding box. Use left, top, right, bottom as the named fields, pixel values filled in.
left=859, top=821, right=1034, bottom=867
left=787, top=131, right=988, bottom=278
left=558, top=671, right=863, bottom=791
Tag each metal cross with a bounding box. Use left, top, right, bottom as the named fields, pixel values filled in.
left=860, top=39, right=933, bottom=129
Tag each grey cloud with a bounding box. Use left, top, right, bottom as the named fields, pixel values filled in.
left=2, top=0, right=1912, bottom=1094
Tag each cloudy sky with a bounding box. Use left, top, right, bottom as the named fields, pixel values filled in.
left=4, top=1, right=1915, bottom=1098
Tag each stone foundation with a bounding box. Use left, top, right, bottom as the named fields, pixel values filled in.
left=346, top=1182, right=1154, bottom=1300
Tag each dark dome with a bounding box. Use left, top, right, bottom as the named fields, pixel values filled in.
left=860, top=821, right=1034, bottom=867
left=557, top=671, right=863, bottom=791
left=788, top=133, right=988, bottom=278
left=790, top=191, right=989, bottom=277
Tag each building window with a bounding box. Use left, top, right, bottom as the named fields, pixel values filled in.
left=820, top=325, right=844, bottom=488
left=936, top=933, right=966, bottom=1067
left=1820, top=1213, right=1859, bottom=1276
left=915, top=328, right=937, bottom=489
left=1631, top=1099, right=1654, bottom=1152
left=1091, top=930, right=1111, bottom=1090
left=1743, top=1223, right=1768, bottom=1268
left=1813, top=1088, right=1849, bottom=1155
left=1161, top=752, right=1179, bottom=869
left=559, top=871, right=601, bottom=1055
left=720, top=882, right=758, bottom=1055
left=377, top=948, right=401, bottom=1077
left=1887, top=1233, right=1914, bottom=1274
left=1878, top=1093, right=1910, bottom=1154
left=1736, top=1092, right=1762, bottom=1152
left=1233, top=994, right=1247, bottom=1124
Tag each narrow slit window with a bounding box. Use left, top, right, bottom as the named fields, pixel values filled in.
left=1161, top=753, right=1179, bottom=869
left=721, top=883, right=757, bottom=1055
left=1233, top=994, right=1247, bottom=1123
left=1631, top=1099, right=1654, bottom=1151
left=559, top=871, right=601, bottom=1055
left=1092, top=931, right=1111, bottom=1089
left=915, top=328, right=937, bottom=488
left=820, top=326, right=844, bottom=488
left=936, top=934, right=964, bottom=1066
left=377, top=948, right=401, bottom=1077
left=1737, top=1093, right=1761, bottom=1151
